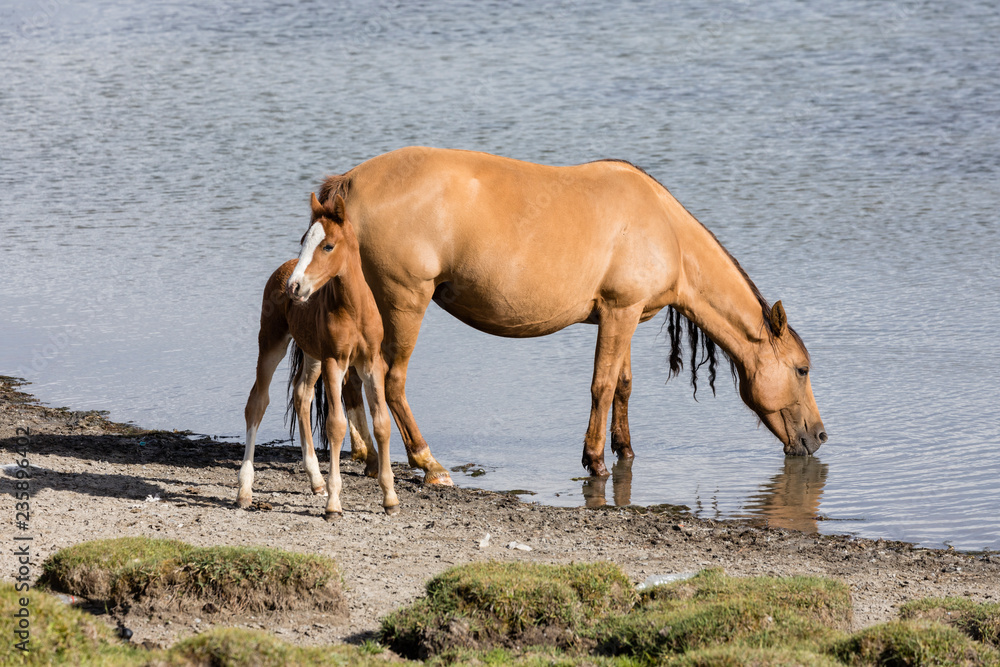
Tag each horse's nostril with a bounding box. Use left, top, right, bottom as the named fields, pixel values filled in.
left=818, top=431, right=828, bottom=443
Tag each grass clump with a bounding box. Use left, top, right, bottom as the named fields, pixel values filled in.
left=900, top=597, right=1000, bottom=648
left=151, top=627, right=393, bottom=667
left=380, top=561, right=637, bottom=659
left=38, top=537, right=344, bottom=615
left=0, top=583, right=144, bottom=666
left=666, top=644, right=844, bottom=666
left=424, top=646, right=639, bottom=666
left=38, top=537, right=189, bottom=601
left=830, top=619, right=1000, bottom=666
left=593, top=568, right=852, bottom=661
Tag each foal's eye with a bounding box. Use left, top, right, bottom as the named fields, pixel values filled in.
left=323, top=244, right=334, bottom=252
left=796, top=367, right=809, bottom=377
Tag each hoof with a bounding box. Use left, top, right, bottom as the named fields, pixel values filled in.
left=312, top=486, right=328, bottom=496
left=424, top=470, right=454, bottom=486
left=586, top=461, right=611, bottom=478
left=384, top=504, right=400, bottom=516
left=236, top=497, right=252, bottom=509
left=350, top=447, right=369, bottom=463
left=364, top=465, right=378, bottom=479
left=611, top=442, right=635, bottom=460
left=323, top=511, right=343, bottom=522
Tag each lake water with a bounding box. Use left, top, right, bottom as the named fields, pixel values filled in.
left=2, top=0, right=998, bottom=551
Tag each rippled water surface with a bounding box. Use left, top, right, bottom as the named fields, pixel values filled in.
left=2, top=1, right=998, bottom=550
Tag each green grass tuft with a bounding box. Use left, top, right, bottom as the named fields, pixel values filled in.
left=593, top=568, right=852, bottom=660
left=151, top=627, right=391, bottom=667
left=0, top=583, right=145, bottom=666
left=830, top=619, right=1000, bottom=666
left=38, top=537, right=343, bottom=614
left=380, top=561, right=637, bottom=659
left=665, top=644, right=844, bottom=666
left=900, top=597, right=1000, bottom=648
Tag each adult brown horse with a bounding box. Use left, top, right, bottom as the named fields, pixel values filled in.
left=324, top=147, right=826, bottom=484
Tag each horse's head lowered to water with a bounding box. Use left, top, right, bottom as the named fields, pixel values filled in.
left=738, top=301, right=827, bottom=456
left=668, top=296, right=826, bottom=458
left=286, top=193, right=356, bottom=304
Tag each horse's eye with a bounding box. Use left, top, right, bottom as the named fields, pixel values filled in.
left=797, top=367, right=809, bottom=377
left=323, top=244, right=334, bottom=252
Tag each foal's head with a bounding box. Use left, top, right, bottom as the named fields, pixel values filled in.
left=285, top=193, right=357, bottom=304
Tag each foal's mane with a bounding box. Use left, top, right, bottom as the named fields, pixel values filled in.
left=594, top=158, right=807, bottom=397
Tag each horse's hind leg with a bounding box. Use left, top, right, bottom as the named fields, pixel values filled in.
left=322, top=358, right=349, bottom=520
left=610, top=341, right=635, bottom=460
left=238, top=332, right=291, bottom=508
left=344, top=368, right=379, bottom=477
left=362, top=356, right=399, bottom=514
left=292, top=352, right=326, bottom=495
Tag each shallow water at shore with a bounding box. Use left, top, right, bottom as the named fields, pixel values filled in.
left=1, top=1, right=998, bottom=549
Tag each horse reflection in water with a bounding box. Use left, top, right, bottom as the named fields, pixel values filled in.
left=745, top=456, right=829, bottom=534
left=582, top=459, right=635, bottom=508
left=581, top=456, right=828, bottom=534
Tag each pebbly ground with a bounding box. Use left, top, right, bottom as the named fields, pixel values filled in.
left=1, top=377, right=997, bottom=650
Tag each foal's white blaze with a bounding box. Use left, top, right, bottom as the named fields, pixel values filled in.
left=287, top=222, right=326, bottom=299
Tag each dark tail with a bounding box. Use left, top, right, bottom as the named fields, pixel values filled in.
left=285, top=343, right=330, bottom=450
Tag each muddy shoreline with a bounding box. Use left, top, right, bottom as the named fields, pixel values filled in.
left=1, top=376, right=997, bottom=651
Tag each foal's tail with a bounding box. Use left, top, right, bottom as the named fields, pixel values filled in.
left=286, top=343, right=330, bottom=450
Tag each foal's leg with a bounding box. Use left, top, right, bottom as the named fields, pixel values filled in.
left=292, top=352, right=326, bottom=495
left=322, top=358, right=349, bottom=520
left=583, top=304, right=643, bottom=477
left=344, top=368, right=379, bottom=477
left=238, top=332, right=290, bottom=508
left=378, top=285, right=452, bottom=485
left=610, top=341, right=635, bottom=460
left=361, top=356, right=400, bottom=514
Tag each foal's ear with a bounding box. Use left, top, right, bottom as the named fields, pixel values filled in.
left=325, top=194, right=347, bottom=224
left=769, top=300, right=788, bottom=337
left=310, top=192, right=324, bottom=218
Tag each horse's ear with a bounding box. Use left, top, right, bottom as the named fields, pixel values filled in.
left=327, top=194, right=347, bottom=224
left=310, top=192, right=324, bottom=218
left=769, top=300, right=788, bottom=337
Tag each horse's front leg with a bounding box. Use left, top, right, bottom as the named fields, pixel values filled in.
left=237, top=332, right=290, bottom=508
left=610, top=340, right=635, bottom=460
left=379, top=292, right=453, bottom=485
left=292, top=352, right=326, bottom=495
left=362, top=356, right=400, bottom=515
left=322, top=358, right=349, bottom=520
left=583, top=305, right=643, bottom=477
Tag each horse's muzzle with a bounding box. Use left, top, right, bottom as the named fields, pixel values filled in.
left=784, top=426, right=827, bottom=456
left=286, top=279, right=311, bottom=304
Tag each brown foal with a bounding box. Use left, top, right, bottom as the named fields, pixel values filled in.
left=237, top=193, right=398, bottom=519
